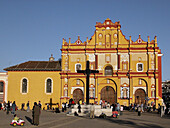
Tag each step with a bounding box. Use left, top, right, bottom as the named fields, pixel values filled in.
left=70, top=105, right=112, bottom=117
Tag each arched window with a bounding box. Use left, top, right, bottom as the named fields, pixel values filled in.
left=46, top=79, right=52, bottom=93
left=105, top=66, right=113, bottom=76
left=75, top=64, right=81, bottom=72
left=137, top=63, right=143, bottom=72
left=22, top=79, right=27, bottom=93
left=0, top=82, right=4, bottom=92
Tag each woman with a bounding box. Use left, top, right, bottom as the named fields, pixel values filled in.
left=12, top=101, right=16, bottom=114
left=32, top=102, right=40, bottom=126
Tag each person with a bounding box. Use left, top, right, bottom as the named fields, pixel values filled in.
left=117, top=103, right=120, bottom=111
left=32, top=102, right=41, bottom=126
left=27, top=101, right=30, bottom=112
left=3, top=101, right=6, bottom=111
left=62, top=102, right=65, bottom=112
left=0, top=102, right=2, bottom=110
left=38, top=101, right=42, bottom=109
left=13, top=114, right=19, bottom=121
left=100, top=99, right=102, bottom=108
left=21, top=103, right=25, bottom=111
left=138, top=106, right=141, bottom=116
left=69, top=98, right=73, bottom=108
left=141, top=102, right=143, bottom=113
left=47, top=103, right=49, bottom=110
left=55, top=103, right=60, bottom=113
left=120, top=105, right=123, bottom=115
left=11, top=101, right=16, bottom=114
left=78, top=103, right=81, bottom=113
left=161, top=102, right=166, bottom=117
left=90, top=103, right=95, bottom=119
left=107, top=102, right=110, bottom=108
left=64, top=102, right=67, bottom=111
left=10, top=101, right=12, bottom=111
left=6, top=101, right=10, bottom=114
left=71, top=100, right=75, bottom=108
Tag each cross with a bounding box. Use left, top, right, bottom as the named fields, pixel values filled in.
left=45, top=98, right=56, bottom=110
left=77, top=61, right=99, bottom=105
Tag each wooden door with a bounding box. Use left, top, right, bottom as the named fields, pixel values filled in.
left=101, top=86, right=116, bottom=104
left=73, top=89, right=84, bottom=104
left=135, top=89, right=146, bottom=104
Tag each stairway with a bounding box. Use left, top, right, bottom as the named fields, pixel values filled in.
left=68, top=104, right=112, bottom=117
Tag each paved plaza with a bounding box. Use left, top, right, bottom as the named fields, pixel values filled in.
left=0, top=110, right=169, bottom=128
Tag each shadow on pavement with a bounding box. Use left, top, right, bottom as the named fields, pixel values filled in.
left=25, top=116, right=32, bottom=124
left=97, top=117, right=164, bottom=128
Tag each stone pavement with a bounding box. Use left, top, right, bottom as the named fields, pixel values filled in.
left=0, top=110, right=169, bottom=128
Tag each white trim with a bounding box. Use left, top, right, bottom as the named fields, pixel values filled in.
left=136, top=63, right=143, bottom=72
left=133, top=87, right=146, bottom=95
left=45, top=77, right=53, bottom=94
left=71, top=87, right=84, bottom=94
left=20, top=77, right=29, bottom=94
left=158, top=54, right=163, bottom=56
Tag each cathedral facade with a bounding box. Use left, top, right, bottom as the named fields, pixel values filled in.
left=4, top=18, right=163, bottom=109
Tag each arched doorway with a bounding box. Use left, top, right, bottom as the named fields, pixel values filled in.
left=73, top=88, right=84, bottom=104
left=135, top=89, right=146, bottom=104
left=101, top=86, right=116, bottom=104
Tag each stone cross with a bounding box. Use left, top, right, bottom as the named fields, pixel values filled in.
left=45, top=98, right=56, bottom=110
left=77, top=61, right=99, bottom=105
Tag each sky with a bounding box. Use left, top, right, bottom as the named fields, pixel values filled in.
left=0, top=0, right=170, bottom=81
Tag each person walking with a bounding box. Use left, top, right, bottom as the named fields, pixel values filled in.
left=27, top=101, right=30, bottom=112
left=38, top=101, right=42, bottom=109
left=78, top=103, right=81, bottom=113
left=6, top=101, right=10, bottom=114
left=138, top=106, right=141, bottom=116
left=32, top=102, right=41, bottom=126
left=90, top=103, right=95, bottom=119
left=11, top=101, right=16, bottom=114
left=62, top=102, right=65, bottom=112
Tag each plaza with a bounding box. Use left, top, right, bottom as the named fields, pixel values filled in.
left=0, top=110, right=169, bottom=128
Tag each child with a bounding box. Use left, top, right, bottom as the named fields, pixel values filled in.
left=14, top=114, right=19, bottom=121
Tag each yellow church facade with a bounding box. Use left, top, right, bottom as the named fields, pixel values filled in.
left=5, top=18, right=163, bottom=109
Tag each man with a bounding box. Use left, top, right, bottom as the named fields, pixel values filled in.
left=32, top=102, right=40, bottom=126
left=38, top=101, right=42, bottom=109
left=90, top=103, right=95, bottom=119
left=27, top=101, right=30, bottom=112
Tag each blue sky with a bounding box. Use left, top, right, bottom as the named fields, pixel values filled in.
left=0, top=0, right=170, bottom=81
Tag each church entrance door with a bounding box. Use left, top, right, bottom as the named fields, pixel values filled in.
left=73, top=88, right=84, bottom=104
left=135, top=89, right=146, bottom=104
left=101, top=86, right=116, bottom=104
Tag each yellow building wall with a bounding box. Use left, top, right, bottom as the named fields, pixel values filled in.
left=7, top=71, right=61, bottom=109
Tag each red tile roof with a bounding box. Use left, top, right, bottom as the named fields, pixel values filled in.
left=4, top=61, right=61, bottom=71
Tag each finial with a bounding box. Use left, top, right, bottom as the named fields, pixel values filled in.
left=139, top=34, right=141, bottom=38
left=129, top=36, right=132, bottom=44
left=86, top=37, right=88, bottom=45
left=62, top=38, right=65, bottom=45
left=148, top=36, right=150, bottom=43
left=154, top=36, right=157, bottom=43
left=69, top=38, right=71, bottom=45
left=78, top=35, right=80, bottom=40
